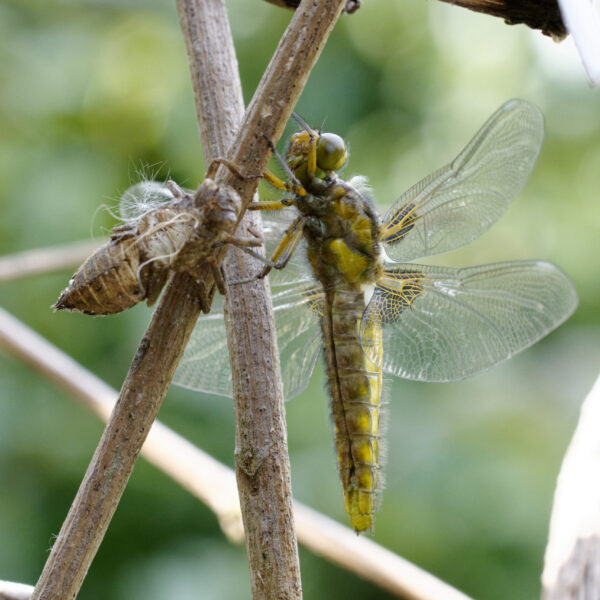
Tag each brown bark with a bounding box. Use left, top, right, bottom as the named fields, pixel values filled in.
left=436, top=0, right=566, bottom=39
left=31, top=0, right=347, bottom=598
left=187, top=0, right=350, bottom=595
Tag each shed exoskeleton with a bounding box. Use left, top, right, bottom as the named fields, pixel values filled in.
left=54, top=161, right=260, bottom=316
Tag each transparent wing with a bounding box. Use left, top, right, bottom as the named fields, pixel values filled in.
left=173, top=292, right=232, bottom=397
left=381, top=99, right=544, bottom=262
left=269, top=276, right=324, bottom=399
left=254, top=205, right=312, bottom=285
left=360, top=261, right=578, bottom=382
left=173, top=258, right=323, bottom=401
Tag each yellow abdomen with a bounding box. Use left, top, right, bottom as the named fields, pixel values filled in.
left=322, top=289, right=383, bottom=533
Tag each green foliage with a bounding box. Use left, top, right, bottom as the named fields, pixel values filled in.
left=1, top=0, right=599, bottom=598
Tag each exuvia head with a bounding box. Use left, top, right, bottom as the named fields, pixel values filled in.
left=288, top=113, right=348, bottom=174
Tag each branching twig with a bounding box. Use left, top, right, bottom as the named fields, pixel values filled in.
left=0, top=306, right=475, bottom=600
left=28, top=0, right=347, bottom=597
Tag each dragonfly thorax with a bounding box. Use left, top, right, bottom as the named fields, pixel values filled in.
left=299, top=178, right=383, bottom=290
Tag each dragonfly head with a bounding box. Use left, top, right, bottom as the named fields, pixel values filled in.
left=287, top=116, right=349, bottom=184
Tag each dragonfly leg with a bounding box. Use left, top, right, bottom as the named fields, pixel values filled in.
left=210, top=262, right=228, bottom=298
left=247, top=198, right=293, bottom=211
left=221, top=233, right=264, bottom=248
left=196, top=279, right=213, bottom=314
left=262, top=134, right=307, bottom=196
left=229, top=215, right=305, bottom=284
left=210, top=233, right=263, bottom=253
left=144, top=269, right=169, bottom=307
left=246, top=225, right=263, bottom=239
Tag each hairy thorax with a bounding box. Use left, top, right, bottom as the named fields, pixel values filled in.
left=297, top=178, right=383, bottom=292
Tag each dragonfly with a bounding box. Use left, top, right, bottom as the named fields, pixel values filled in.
left=172, top=99, right=577, bottom=533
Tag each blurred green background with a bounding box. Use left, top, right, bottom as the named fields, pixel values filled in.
left=1, top=0, right=599, bottom=598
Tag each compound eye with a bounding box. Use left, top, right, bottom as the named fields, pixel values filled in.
left=316, top=133, right=348, bottom=171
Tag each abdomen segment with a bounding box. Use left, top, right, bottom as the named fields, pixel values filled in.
left=322, top=289, right=383, bottom=532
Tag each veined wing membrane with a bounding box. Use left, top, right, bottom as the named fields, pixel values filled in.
left=174, top=264, right=322, bottom=401
left=258, top=205, right=312, bottom=285
left=173, top=293, right=232, bottom=398
left=381, top=99, right=544, bottom=262
left=360, top=261, right=578, bottom=382
left=269, top=278, right=324, bottom=399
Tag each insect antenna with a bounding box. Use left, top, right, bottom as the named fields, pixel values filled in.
left=291, top=112, right=313, bottom=133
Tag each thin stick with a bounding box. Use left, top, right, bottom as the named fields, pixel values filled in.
left=28, top=0, right=346, bottom=597
left=31, top=270, right=206, bottom=600
left=178, top=0, right=347, bottom=597
left=0, top=240, right=104, bottom=282
left=176, top=0, right=301, bottom=594
left=0, top=306, right=475, bottom=600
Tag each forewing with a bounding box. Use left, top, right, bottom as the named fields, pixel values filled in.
left=270, top=277, right=324, bottom=399
left=360, top=261, right=577, bottom=382
left=173, top=261, right=323, bottom=401
left=381, top=99, right=544, bottom=262
left=173, top=292, right=232, bottom=397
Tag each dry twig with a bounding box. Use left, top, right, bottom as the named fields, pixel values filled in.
left=177, top=0, right=349, bottom=595
left=0, top=306, right=475, bottom=600
left=28, top=0, right=348, bottom=597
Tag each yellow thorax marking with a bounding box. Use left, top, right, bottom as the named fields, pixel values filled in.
left=328, top=239, right=368, bottom=281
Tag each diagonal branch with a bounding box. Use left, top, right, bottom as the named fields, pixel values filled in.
left=29, top=0, right=347, bottom=598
